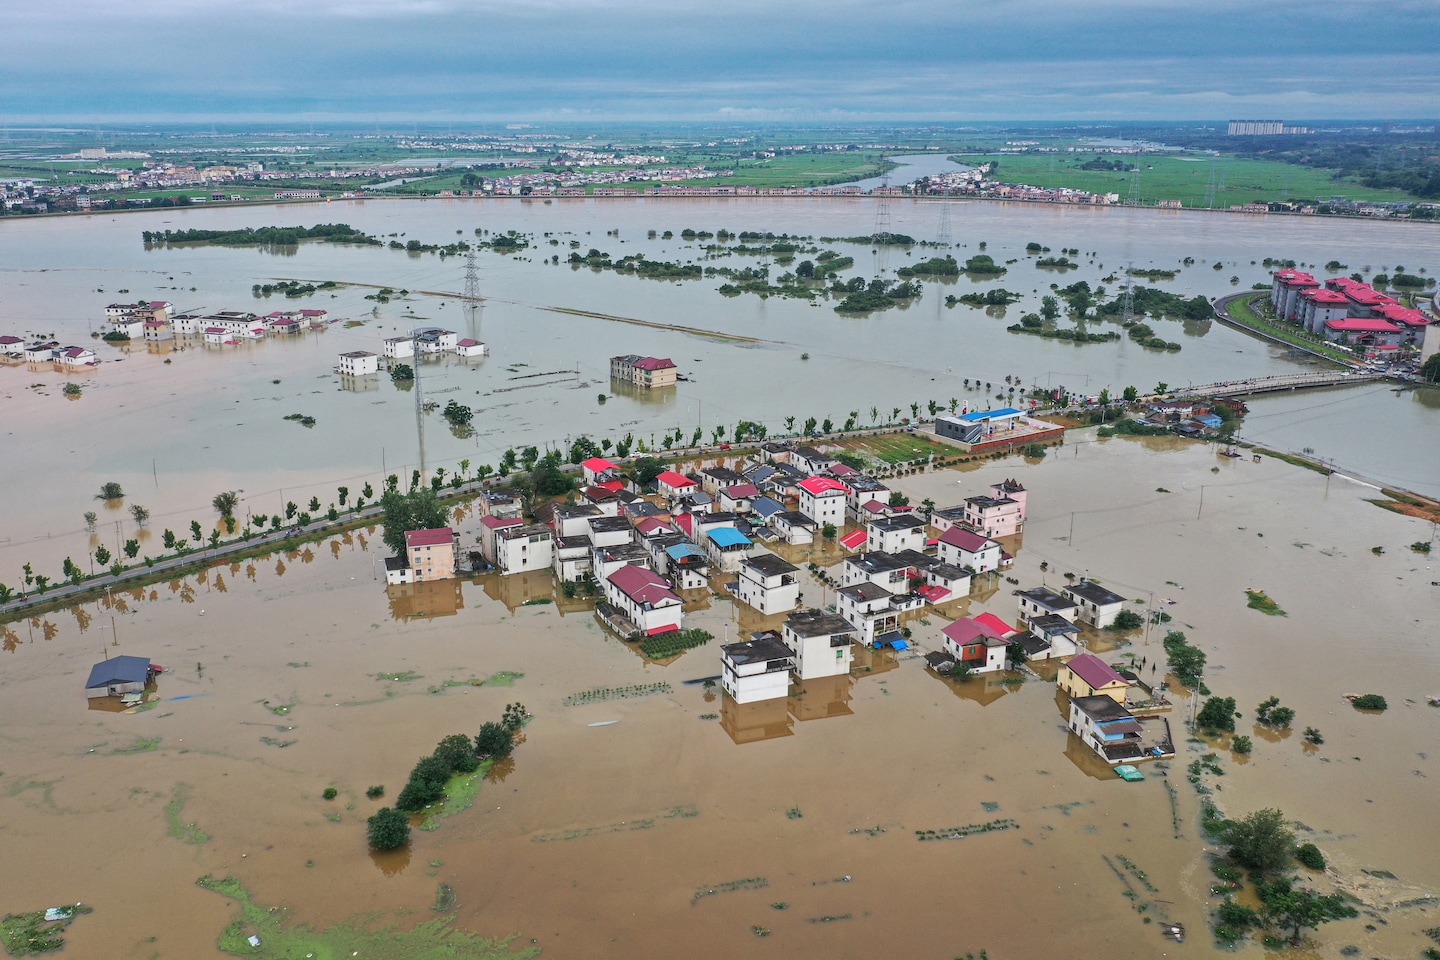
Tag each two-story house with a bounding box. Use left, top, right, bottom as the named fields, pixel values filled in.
left=731, top=553, right=801, bottom=616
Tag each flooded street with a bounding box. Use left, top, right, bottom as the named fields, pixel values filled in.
left=1, top=436, right=1437, bottom=958
left=1, top=198, right=1437, bottom=579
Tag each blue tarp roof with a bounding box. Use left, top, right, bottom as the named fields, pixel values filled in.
left=665, top=543, right=707, bottom=561
left=873, top=631, right=908, bottom=650
left=85, top=655, right=151, bottom=689
left=958, top=407, right=1021, bottom=421
left=706, top=527, right=752, bottom=548
left=1194, top=413, right=1224, bottom=428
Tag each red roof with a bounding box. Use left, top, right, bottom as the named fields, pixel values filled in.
left=974, top=612, right=1017, bottom=637
left=1324, top=317, right=1401, bottom=333
left=457, top=337, right=480, bottom=347
left=634, top=357, right=675, bottom=370
left=839, top=529, right=868, bottom=550
left=480, top=515, right=523, bottom=530
left=939, top=527, right=995, bottom=552
left=723, top=483, right=760, bottom=499
left=405, top=527, right=454, bottom=547
left=828, top=463, right=859, bottom=477
left=917, top=584, right=951, bottom=603
left=205, top=327, right=226, bottom=334
left=1063, top=653, right=1126, bottom=690
left=582, top=457, right=617, bottom=473
left=607, top=564, right=681, bottom=605
left=646, top=623, right=680, bottom=636
left=634, top=516, right=674, bottom=536
left=941, top=617, right=1006, bottom=646
left=656, top=470, right=696, bottom=490
left=1377, top=304, right=1429, bottom=326
left=596, top=478, right=626, bottom=492
left=675, top=513, right=696, bottom=537
left=798, top=476, right=850, bottom=496
left=1274, top=270, right=1317, bottom=285
left=1301, top=289, right=1349, bottom=304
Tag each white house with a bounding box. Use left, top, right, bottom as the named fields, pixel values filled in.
left=772, top=510, right=816, bottom=546
left=1015, top=586, right=1079, bottom=626
left=797, top=476, right=849, bottom=527
left=336, top=350, right=379, bottom=377
left=782, top=609, right=856, bottom=680
left=705, top=526, right=754, bottom=573
left=586, top=515, right=634, bottom=549
left=604, top=564, right=684, bottom=636
left=732, top=553, right=801, bottom=616
left=416, top=328, right=459, bottom=353
left=961, top=479, right=1028, bottom=538
left=661, top=541, right=711, bottom=590
left=203, top=327, right=231, bottom=345
left=494, top=523, right=554, bottom=574
left=1062, top=580, right=1130, bottom=629
left=699, top=465, right=745, bottom=496
left=720, top=634, right=794, bottom=704
left=835, top=581, right=923, bottom=645
left=552, top=503, right=603, bottom=538
left=456, top=337, right=489, bottom=357
left=846, top=476, right=891, bottom=519
left=840, top=551, right=914, bottom=595
left=937, top=527, right=1002, bottom=574
left=592, top=543, right=655, bottom=583
left=790, top=446, right=835, bottom=475
left=383, top=336, right=415, bottom=359
left=581, top=456, right=621, bottom=487
left=1068, top=695, right=1146, bottom=766
left=655, top=469, right=698, bottom=502
left=1017, top=614, right=1081, bottom=661
left=866, top=514, right=927, bottom=554
left=553, top=536, right=594, bottom=582
left=917, top=561, right=972, bottom=604
left=56, top=345, right=97, bottom=368
left=719, top=483, right=760, bottom=514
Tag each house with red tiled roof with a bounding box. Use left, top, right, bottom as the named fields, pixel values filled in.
left=655, top=470, right=697, bottom=501
left=581, top=457, right=620, bottom=486
left=940, top=616, right=1010, bottom=673
left=604, top=564, right=684, bottom=635
left=1057, top=652, right=1130, bottom=703
left=610, top=354, right=678, bottom=389
left=383, top=527, right=457, bottom=584
left=1322, top=316, right=1406, bottom=347
left=937, top=526, right=1002, bottom=574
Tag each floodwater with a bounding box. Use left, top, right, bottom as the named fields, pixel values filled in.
left=1, top=198, right=1437, bottom=580
left=1, top=437, right=1437, bottom=958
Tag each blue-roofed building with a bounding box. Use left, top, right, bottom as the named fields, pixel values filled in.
left=935, top=407, right=1030, bottom=446
left=705, top=526, right=755, bottom=573
left=85, top=655, right=155, bottom=699
left=663, top=542, right=711, bottom=590
left=1193, top=413, right=1224, bottom=429
left=751, top=495, right=786, bottom=520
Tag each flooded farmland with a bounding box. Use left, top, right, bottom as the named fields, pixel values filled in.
left=2, top=434, right=1437, bottom=959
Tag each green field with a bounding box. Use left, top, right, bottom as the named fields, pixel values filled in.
left=838, top=431, right=952, bottom=465
left=614, top=153, right=884, bottom=191
left=957, top=153, right=1414, bottom=207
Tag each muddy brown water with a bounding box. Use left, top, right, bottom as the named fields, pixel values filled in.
left=1, top=437, right=1438, bottom=958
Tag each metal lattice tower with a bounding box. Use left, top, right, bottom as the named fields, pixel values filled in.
left=937, top=200, right=952, bottom=243
left=1203, top=156, right=1218, bottom=209
left=462, top=249, right=482, bottom=339
left=411, top=329, right=427, bottom=476
left=1122, top=262, right=1136, bottom=321
left=1125, top=163, right=1141, bottom=206
left=873, top=174, right=892, bottom=241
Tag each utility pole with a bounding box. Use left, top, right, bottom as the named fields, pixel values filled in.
left=1197, top=485, right=1205, bottom=519
left=412, top=329, right=427, bottom=477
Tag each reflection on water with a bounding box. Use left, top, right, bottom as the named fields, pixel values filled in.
left=478, top=569, right=554, bottom=612
left=720, top=692, right=794, bottom=744
left=369, top=844, right=412, bottom=876
left=941, top=669, right=1020, bottom=707
left=1063, top=732, right=1122, bottom=780
left=387, top=580, right=465, bottom=620
left=787, top=674, right=854, bottom=722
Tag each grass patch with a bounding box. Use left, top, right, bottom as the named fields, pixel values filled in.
left=691, top=877, right=769, bottom=906
left=0, top=905, right=91, bottom=956
left=111, top=736, right=162, bottom=754
left=164, top=784, right=210, bottom=844
left=1253, top=447, right=1332, bottom=475
left=915, top=818, right=1018, bottom=841
left=434, top=762, right=493, bottom=819
left=1223, top=295, right=1355, bottom=363
left=196, top=875, right=537, bottom=960
left=1244, top=589, right=1285, bottom=616
left=485, top=671, right=524, bottom=687
left=638, top=628, right=712, bottom=660
left=259, top=737, right=297, bottom=748
left=835, top=431, right=949, bottom=465
left=374, top=671, right=423, bottom=682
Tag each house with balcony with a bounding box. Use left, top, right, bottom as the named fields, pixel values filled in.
left=840, top=551, right=915, bottom=594
left=731, top=553, right=801, bottom=615
left=581, top=456, right=622, bottom=487
left=846, top=475, right=891, bottom=519
left=797, top=476, right=849, bottom=527
left=720, top=634, right=794, bottom=704
left=962, top=480, right=1027, bottom=538
left=1015, top=586, right=1079, bottom=626
left=604, top=564, right=684, bottom=636
left=1057, top=652, right=1129, bottom=702
left=773, top=510, right=816, bottom=545
left=655, top=469, right=698, bottom=502
left=916, top=562, right=972, bottom=605
left=551, top=503, right=603, bottom=538
left=705, top=526, right=754, bottom=573
left=781, top=610, right=856, bottom=680
left=1069, top=696, right=1146, bottom=765
left=662, top=542, right=711, bottom=590
left=940, top=616, right=1010, bottom=674
left=836, top=581, right=924, bottom=645
left=586, top=515, right=633, bottom=549
left=1018, top=614, right=1081, bottom=660
left=610, top=354, right=678, bottom=389
left=494, top=523, right=555, bottom=575
left=866, top=514, right=927, bottom=554
left=592, top=543, right=655, bottom=583
left=937, top=527, right=1002, bottom=574
left=789, top=446, right=835, bottom=475
left=1061, top=580, right=1129, bottom=628
left=579, top=485, right=622, bottom=515
left=416, top=328, right=459, bottom=354
left=699, top=465, right=745, bottom=496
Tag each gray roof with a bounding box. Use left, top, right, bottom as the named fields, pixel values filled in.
left=870, top=514, right=926, bottom=533
left=846, top=551, right=910, bottom=575
left=1030, top=613, right=1079, bottom=635
left=927, top=562, right=970, bottom=581
left=587, top=516, right=633, bottom=533
left=722, top=635, right=794, bottom=666
left=1016, top=587, right=1077, bottom=611
left=785, top=609, right=855, bottom=638
left=1071, top=694, right=1134, bottom=723
left=744, top=553, right=799, bottom=577
left=85, top=655, right=151, bottom=689
left=776, top=510, right=815, bottom=528
left=838, top=581, right=891, bottom=602
left=1066, top=581, right=1128, bottom=607
left=751, top=495, right=786, bottom=518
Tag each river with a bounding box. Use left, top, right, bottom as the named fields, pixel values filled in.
left=0, top=198, right=1437, bottom=580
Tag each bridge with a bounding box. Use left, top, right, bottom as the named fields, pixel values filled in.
left=1180, top=370, right=1387, bottom=399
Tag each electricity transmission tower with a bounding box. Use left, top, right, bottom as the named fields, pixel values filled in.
left=873, top=174, right=892, bottom=241
left=462, top=249, right=482, bottom=340
left=411, top=329, right=427, bottom=476
left=1203, top=156, right=1219, bottom=209
left=1122, top=262, right=1136, bottom=321
left=937, top=200, right=952, bottom=243
left=1125, top=163, right=1142, bottom=206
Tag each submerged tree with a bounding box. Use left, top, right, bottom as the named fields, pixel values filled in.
left=212, top=490, right=240, bottom=518
left=367, top=807, right=410, bottom=851
left=96, top=481, right=125, bottom=501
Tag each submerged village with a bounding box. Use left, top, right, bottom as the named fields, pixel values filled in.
left=3, top=225, right=1439, bottom=957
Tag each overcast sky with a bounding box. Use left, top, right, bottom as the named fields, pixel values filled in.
left=4, top=0, right=1437, bottom=122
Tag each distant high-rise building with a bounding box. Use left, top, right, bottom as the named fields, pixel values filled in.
left=1228, top=120, right=1310, bottom=136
